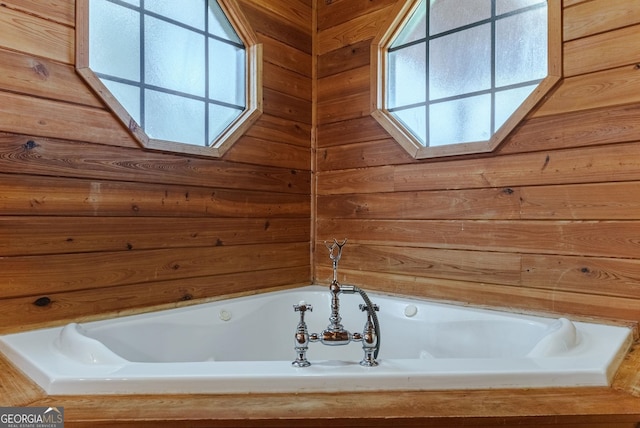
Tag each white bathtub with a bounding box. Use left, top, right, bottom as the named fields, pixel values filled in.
left=0, top=286, right=632, bottom=395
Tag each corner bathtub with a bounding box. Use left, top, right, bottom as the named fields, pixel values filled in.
left=0, top=286, right=632, bottom=395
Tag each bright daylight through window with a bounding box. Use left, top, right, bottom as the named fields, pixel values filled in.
left=76, top=0, right=261, bottom=157
left=372, top=0, right=561, bottom=159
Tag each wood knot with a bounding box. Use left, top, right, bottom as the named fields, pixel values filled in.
left=23, top=140, right=38, bottom=150
left=32, top=62, right=50, bottom=80
left=180, top=293, right=193, bottom=301
left=33, top=296, right=52, bottom=307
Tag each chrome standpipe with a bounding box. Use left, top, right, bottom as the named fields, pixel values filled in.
left=291, top=239, right=381, bottom=367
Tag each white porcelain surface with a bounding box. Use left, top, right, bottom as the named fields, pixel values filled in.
left=0, top=286, right=632, bottom=395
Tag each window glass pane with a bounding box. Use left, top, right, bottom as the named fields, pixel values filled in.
left=495, top=7, right=547, bottom=87
left=209, top=39, right=245, bottom=105
left=497, top=0, right=546, bottom=15
left=391, top=0, right=426, bottom=47
left=89, top=0, right=140, bottom=81
left=388, top=44, right=426, bottom=108
left=392, top=106, right=426, bottom=145
left=208, top=0, right=242, bottom=43
left=494, top=84, right=536, bottom=130
left=208, top=104, right=242, bottom=144
left=430, top=95, right=491, bottom=146
left=145, top=90, right=205, bottom=146
left=145, top=16, right=205, bottom=97
left=144, top=0, right=205, bottom=30
left=102, top=79, right=141, bottom=125
left=429, top=24, right=491, bottom=100
left=430, top=0, right=491, bottom=35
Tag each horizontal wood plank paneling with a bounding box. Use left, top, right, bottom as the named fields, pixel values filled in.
left=317, top=141, right=640, bottom=195
left=316, top=6, right=392, bottom=55
left=0, top=91, right=137, bottom=147
left=0, top=6, right=73, bottom=64
left=1, top=0, right=75, bottom=27
left=0, top=267, right=310, bottom=334
left=0, top=217, right=310, bottom=256
left=316, top=219, right=640, bottom=259
left=0, top=48, right=101, bottom=107
left=533, top=64, right=640, bottom=117
left=563, top=24, right=640, bottom=77
left=0, top=1, right=313, bottom=331
left=564, top=0, right=640, bottom=41
left=0, top=134, right=310, bottom=193
left=315, top=0, right=640, bottom=329
left=1, top=242, right=308, bottom=299
left=0, top=174, right=309, bottom=217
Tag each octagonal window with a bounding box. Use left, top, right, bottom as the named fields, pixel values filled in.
left=371, top=0, right=561, bottom=158
left=76, top=0, right=262, bottom=157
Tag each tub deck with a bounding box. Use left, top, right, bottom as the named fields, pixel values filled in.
left=2, top=343, right=639, bottom=427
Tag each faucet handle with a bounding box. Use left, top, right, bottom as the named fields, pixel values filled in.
left=294, top=301, right=313, bottom=312
left=359, top=303, right=379, bottom=312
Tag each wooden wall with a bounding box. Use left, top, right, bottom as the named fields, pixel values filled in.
left=315, top=0, right=640, bottom=325
left=0, top=0, right=313, bottom=333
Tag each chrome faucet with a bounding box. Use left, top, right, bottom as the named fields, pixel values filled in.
left=292, top=239, right=380, bottom=367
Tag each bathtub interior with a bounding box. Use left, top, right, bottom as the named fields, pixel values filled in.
left=57, top=288, right=579, bottom=363
left=0, top=285, right=633, bottom=395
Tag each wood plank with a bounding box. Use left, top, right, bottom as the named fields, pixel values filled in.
left=564, top=24, right=640, bottom=76
left=534, top=65, right=640, bottom=117
left=317, top=0, right=397, bottom=31
left=326, top=243, right=522, bottom=286
left=500, top=103, right=640, bottom=154
left=245, top=114, right=311, bottom=148
left=240, top=0, right=311, bottom=34
left=317, top=91, right=370, bottom=124
left=260, top=34, right=312, bottom=77
left=317, top=38, right=372, bottom=78
left=317, top=138, right=417, bottom=170
left=0, top=48, right=102, bottom=108
left=0, top=134, right=310, bottom=194
left=520, top=181, right=640, bottom=219
left=0, top=91, right=138, bottom=148
left=238, top=0, right=312, bottom=54
left=263, top=87, right=313, bottom=124
left=24, top=388, right=640, bottom=427
left=318, top=188, right=521, bottom=220
left=317, top=140, right=640, bottom=195
left=316, top=116, right=389, bottom=148
left=0, top=216, right=310, bottom=256
left=317, top=65, right=370, bottom=102
left=0, top=353, right=45, bottom=406
left=0, top=267, right=310, bottom=333
left=225, top=135, right=311, bottom=170
left=522, top=254, right=640, bottom=299
left=564, top=0, right=640, bottom=41
left=0, top=6, right=73, bottom=64
left=1, top=0, right=75, bottom=27
left=320, top=267, right=640, bottom=325
left=0, top=174, right=310, bottom=217
left=0, top=242, right=309, bottom=299
left=263, top=61, right=312, bottom=101
left=317, top=6, right=392, bottom=55
left=316, top=219, right=640, bottom=259
left=318, top=141, right=640, bottom=195
left=316, top=164, right=395, bottom=195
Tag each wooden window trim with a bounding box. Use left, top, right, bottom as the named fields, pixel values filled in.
left=75, top=0, right=262, bottom=158
left=370, top=0, right=562, bottom=159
